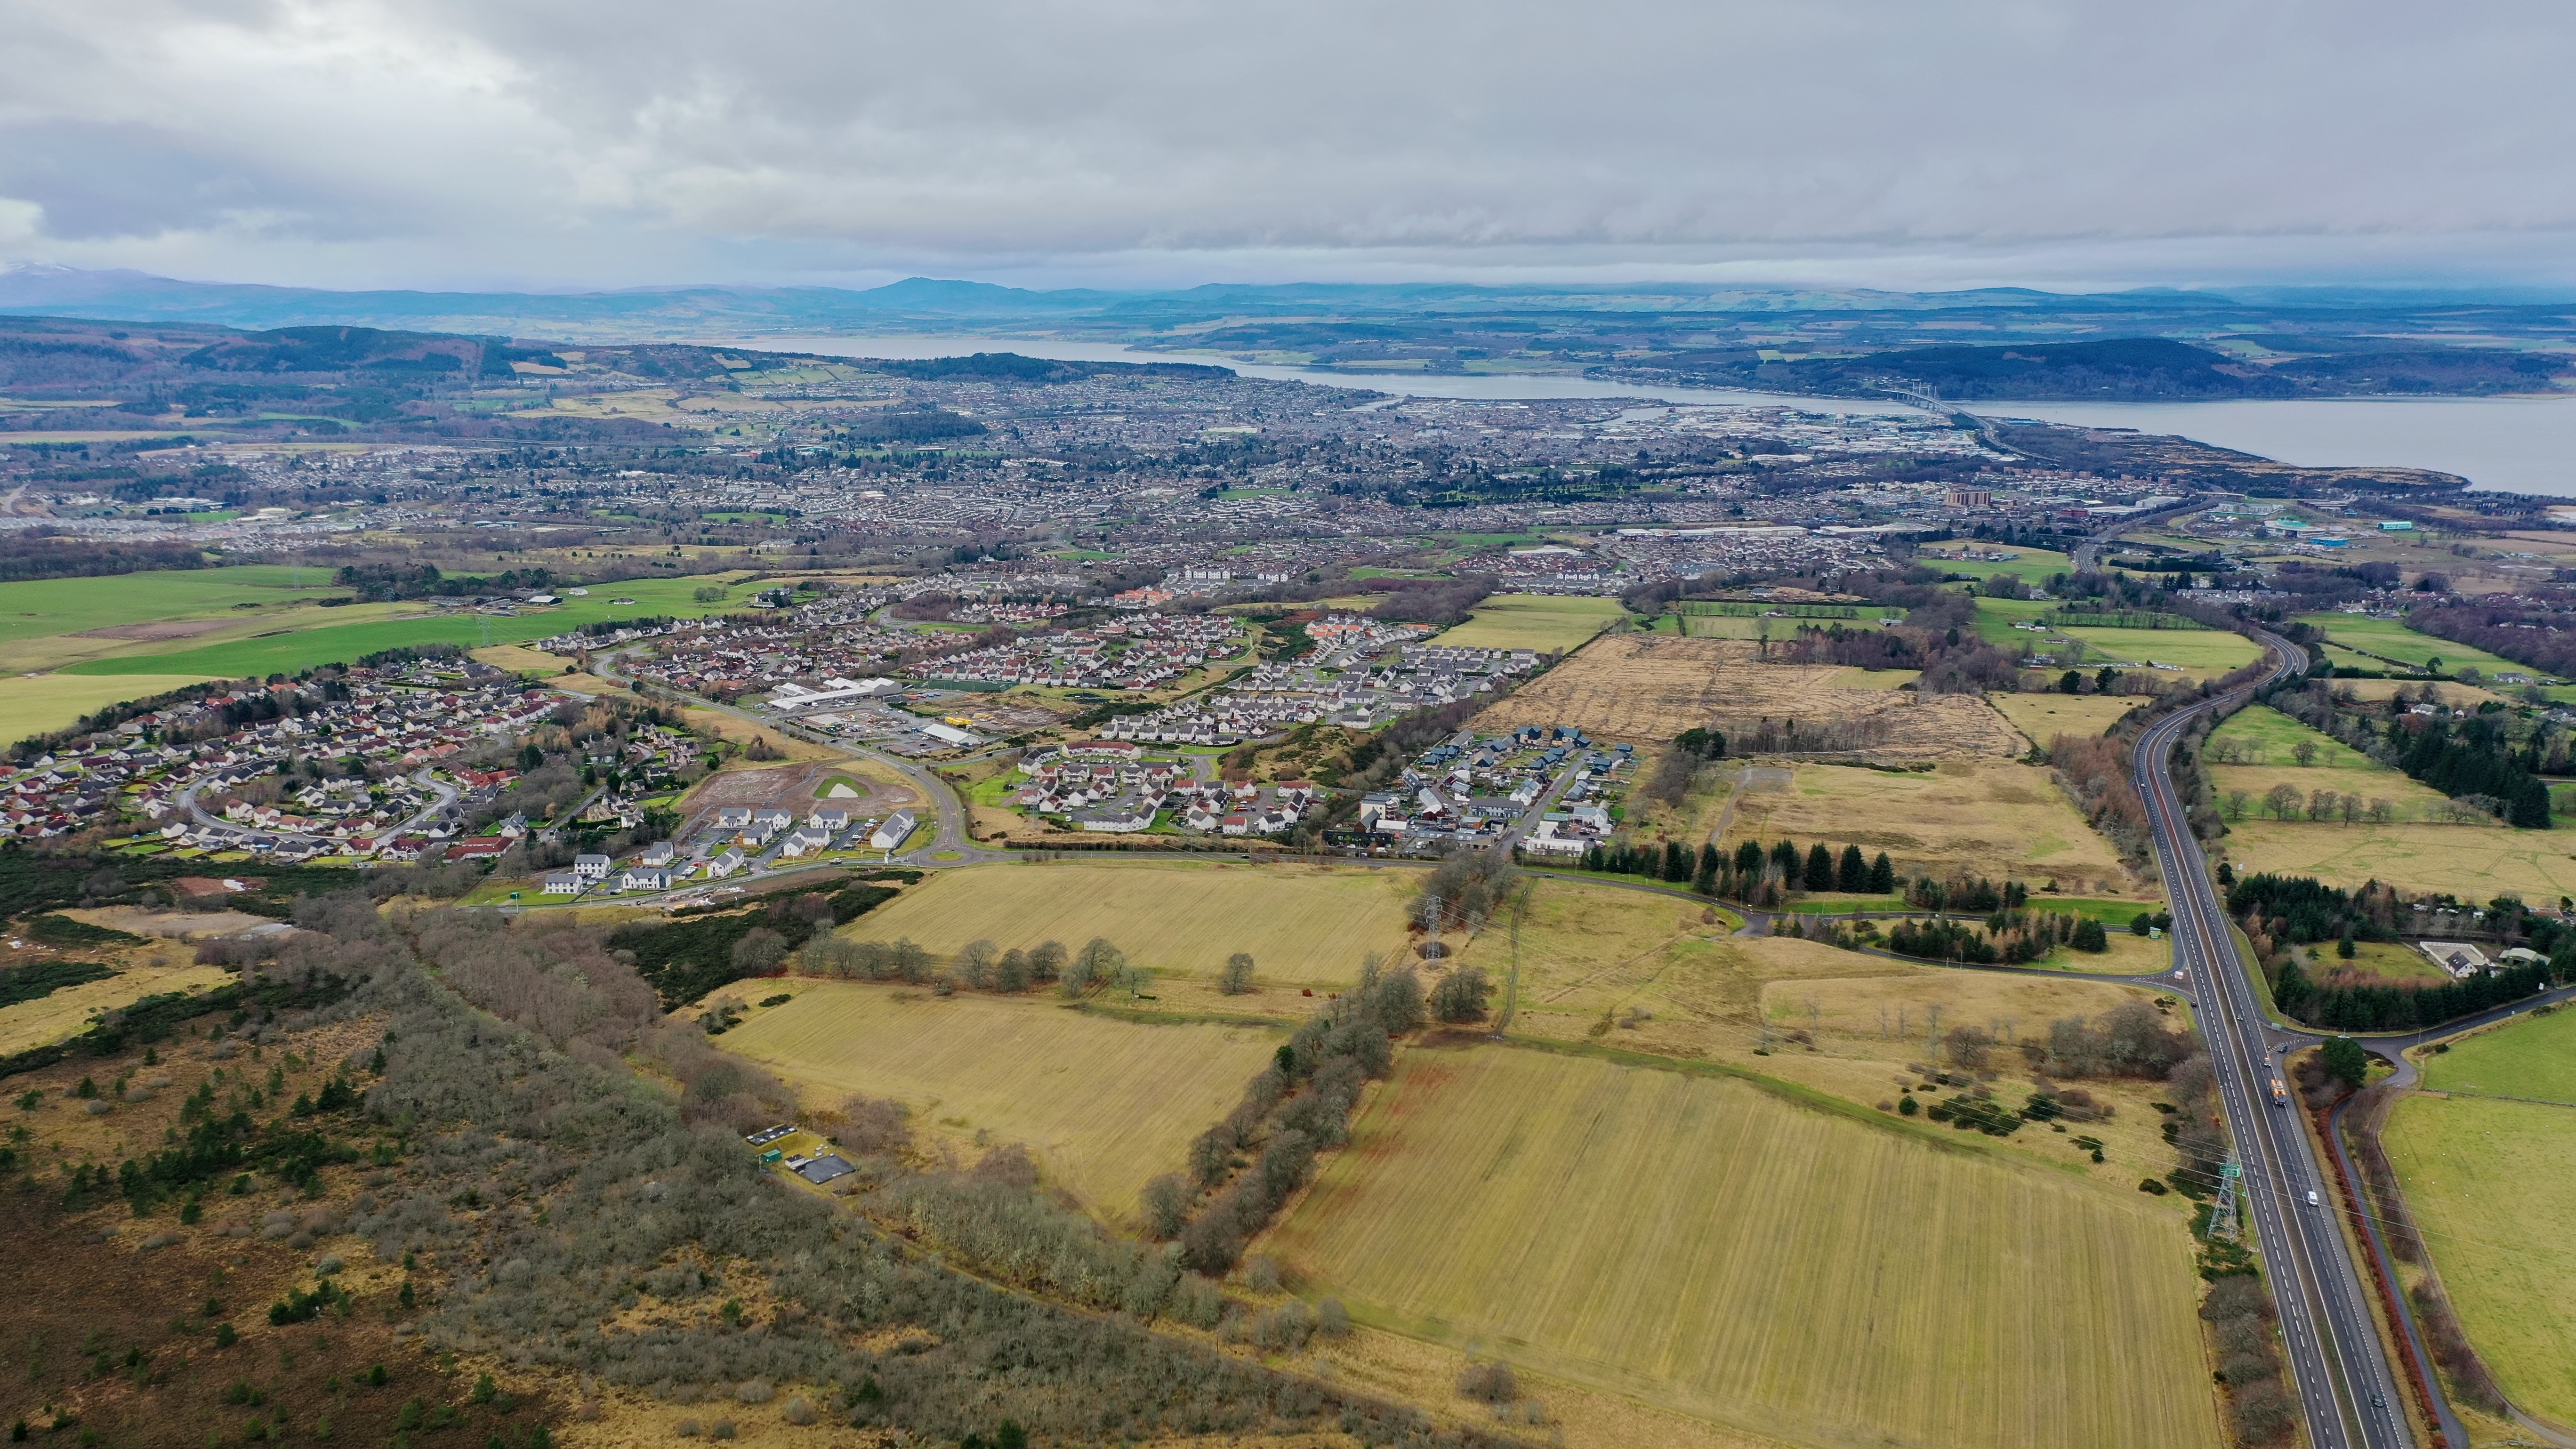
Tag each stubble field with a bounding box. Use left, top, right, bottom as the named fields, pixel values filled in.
left=1264, top=1042, right=2222, bottom=1449
left=710, top=980, right=1280, bottom=1224
left=1471, top=635, right=2020, bottom=756
left=831, top=859, right=1416, bottom=985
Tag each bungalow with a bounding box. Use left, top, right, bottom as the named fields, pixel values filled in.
left=640, top=840, right=676, bottom=867
left=778, top=826, right=834, bottom=858
left=706, top=848, right=747, bottom=879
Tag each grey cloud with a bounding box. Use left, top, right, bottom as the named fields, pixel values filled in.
left=3, top=0, right=2573, bottom=288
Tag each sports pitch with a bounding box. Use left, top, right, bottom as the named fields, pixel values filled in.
left=712, top=981, right=1280, bottom=1224
left=1266, top=1042, right=2221, bottom=1449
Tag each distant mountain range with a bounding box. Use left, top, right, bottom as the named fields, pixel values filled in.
left=5, top=263, right=2573, bottom=399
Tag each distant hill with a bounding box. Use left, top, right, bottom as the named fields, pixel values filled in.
left=3, top=265, right=2569, bottom=398
left=1644, top=336, right=2569, bottom=401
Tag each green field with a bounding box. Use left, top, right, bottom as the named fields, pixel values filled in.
left=0, top=673, right=215, bottom=747
left=713, top=981, right=1280, bottom=1226
left=1266, top=1042, right=2220, bottom=1449
left=59, top=572, right=753, bottom=679
left=1970, top=595, right=2060, bottom=646
left=1935, top=545, right=2076, bottom=586
left=2206, top=704, right=2460, bottom=822
left=831, top=859, right=1417, bottom=985
left=2386, top=1069, right=2576, bottom=1422
left=2295, top=612, right=2551, bottom=692
left=2422, top=1004, right=2576, bottom=1102
left=1432, top=594, right=1625, bottom=653
left=0, top=565, right=341, bottom=646
left=2056, top=626, right=2260, bottom=676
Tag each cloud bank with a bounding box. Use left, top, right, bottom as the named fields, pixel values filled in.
left=3, top=0, right=2572, bottom=291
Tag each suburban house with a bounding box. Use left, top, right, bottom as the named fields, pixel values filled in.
left=707, top=848, right=747, bottom=878
left=573, top=853, right=612, bottom=882
left=540, top=872, right=583, bottom=895
left=640, top=840, right=676, bottom=867
left=621, top=865, right=673, bottom=892
left=869, top=810, right=916, bottom=850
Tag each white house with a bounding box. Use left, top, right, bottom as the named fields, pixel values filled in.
left=573, top=853, right=612, bottom=881
left=621, top=866, right=673, bottom=892
left=869, top=810, right=917, bottom=850
left=640, top=840, right=676, bottom=867
left=540, top=872, right=583, bottom=895
left=808, top=807, right=852, bottom=831
left=707, top=848, right=747, bottom=879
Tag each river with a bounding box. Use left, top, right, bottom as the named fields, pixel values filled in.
left=712, top=333, right=2576, bottom=496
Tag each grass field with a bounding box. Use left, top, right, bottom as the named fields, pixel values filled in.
left=1720, top=761, right=2141, bottom=896
left=1265, top=1042, right=2220, bottom=1449
left=832, top=859, right=1417, bottom=985
left=710, top=981, right=1279, bottom=1224
left=59, top=572, right=756, bottom=679
left=2295, top=613, right=2558, bottom=699
left=1432, top=595, right=1625, bottom=653
left=2303, top=940, right=2452, bottom=989
left=0, top=565, right=337, bottom=647
left=2384, top=1092, right=2576, bottom=1423
left=2221, top=820, right=2576, bottom=900
left=1932, top=544, right=2077, bottom=586
left=1987, top=691, right=2146, bottom=744
left=2056, top=626, right=2261, bottom=679
left=2207, top=705, right=2461, bottom=823
left=2421, top=1004, right=2576, bottom=1101
left=1472, top=635, right=2020, bottom=756
left=0, top=673, right=215, bottom=746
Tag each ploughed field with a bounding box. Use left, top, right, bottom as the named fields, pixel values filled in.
left=709, top=980, right=1280, bottom=1225
left=2385, top=1005, right=2576, bottom=1424
left=829, top=859, right=1415, bottom=986
left=1264, top=1042, right=2222, bottom=1449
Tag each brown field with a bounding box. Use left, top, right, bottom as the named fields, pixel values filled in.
left=1986, top=691, right=2147, bottom=746
left=835, top=859, right=1419, bottom=986
left=709, top=981, right=1280, bottom=1224
left=1264, top=1040, right=2220, bottom=1449
left=1717, top=760, right=2143, bottom=895
left=674, top=759, right=918, bottom=834
left=1473, top=636, right=2021, bottom=756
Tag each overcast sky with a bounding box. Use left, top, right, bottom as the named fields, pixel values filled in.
left=4, top=0, right=2573, bottom=294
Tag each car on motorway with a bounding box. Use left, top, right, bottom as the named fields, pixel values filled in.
left=2270, top=1077, right=2289, bottom=1105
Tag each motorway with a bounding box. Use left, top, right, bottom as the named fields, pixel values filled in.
left=2135, top=627, right=2412, bottom=1449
